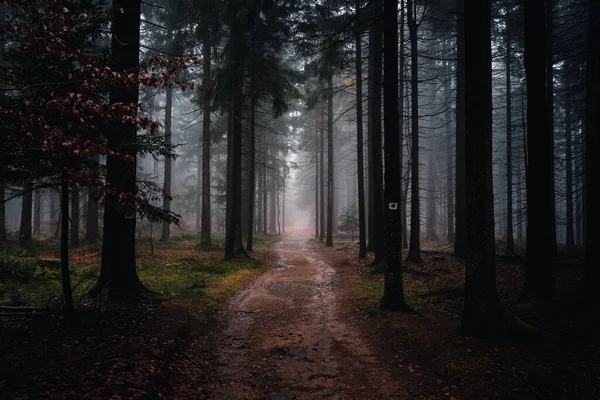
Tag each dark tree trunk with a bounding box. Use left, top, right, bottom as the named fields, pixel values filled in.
left=60, top=176, right=74, bottom=318
left=246, top=76, right=257, bottom=251
left=382, top=0, right=408, bottom=311
left=33, top=189, right=41, bottom=236
left=0, top=182, right=6, bottom=242
left=454, top=0, right=467, bottom=259
left=19, top=180, right=33, bottom=248
left=520, top=0, right=555, bottom=300
left=583, top=0, right=600, bottom=303
left=269, top=160, right=277, bottom=233
left=505, top=16, right=514, bottom=256
left=460, top=0, right=502, bottom=337
left=546, top=0, right=557, bottom=257
left=160, top=84, right=173, bottom=242
left=426, top=151, right=437, bottom=241
left=320, top=107, right=325, bottom=242
left=84, top=155, right=100, bottom=243
left=407, top=0, right=422, bottom=263
left=565, top=90, right=575, bottom=253
left=315, top=112, right=319, bottom=239
left=201, top=37, right=212, bottom=246
left=400, top=0, right=408, bottom=249
left=326, top=71, right=334, bottom=247
left=368, top=0, right=384, bottom=260
left=98, top=0, right=143, bottom=299
left=70, top=185, right=80, bottom=248
left=356, top=0, right=367, bottom=258
left=263, top=156, right=268, bottom=235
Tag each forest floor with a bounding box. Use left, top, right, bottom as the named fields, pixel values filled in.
left=2, top=227, right=600, bottom=399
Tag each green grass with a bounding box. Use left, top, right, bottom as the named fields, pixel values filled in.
left=0, top=233, right=275, bottom=309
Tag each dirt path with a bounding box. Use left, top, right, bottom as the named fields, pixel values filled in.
left=206, top=230, right=402, bottom=399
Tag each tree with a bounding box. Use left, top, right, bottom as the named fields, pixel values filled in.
left=520, top=0, right=555, bottom=301
left=381, top=0, right=408, bottom=311
left=19, top=181, right=33, bottom=248
left=355, top=0, right=367, bottom=258
left=406, top=0, right=422, bottom=263
left=338, top=201, right=359, bottom=241
left=460, top=0, right=502, bottom=337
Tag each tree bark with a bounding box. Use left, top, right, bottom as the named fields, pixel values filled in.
left=160, top=84, right=173, bottom=242
left=70, top=185, right=80, bottom=247
left=356, top=0, right=367, bottom=258
left=84, top=155, right=100, bottom=243
left=60, top=176, right=74, bottom=318
left=315, top=112, right=319, bottom=239
left=201, top=38, right=212, bottom=247
left=520, top=0, right=555, bottom=300
left=98, top=0, right=143, bottom=299
left=546, top=0, right=557, bottom=257
left=246, top=70, right=257, bottom=251
left=382, top=0, right=408, bottom=311
left=505, top=14, right=514, bottom=256
left=0, top=181, right=6, bottom=242
left=326, top=71, right=334, bottom=247
left=33, top=189, right=41, bottom=236
left=19, top=180, right=33, bottom=248
left=460, top=0, right=502, bottom=337
left=320, top=107, right=325, bottom=242
left=583, top=0, right=600, bottom=303
left=368, top=0, right=384, bottom=260
left=407, top=0, right=422, bottom=263
left=565, top=88, right=575, bottom=253
left=453, top=0, right=467, bottom=259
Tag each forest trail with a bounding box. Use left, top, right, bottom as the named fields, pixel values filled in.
left=206, top=229, right=402, bottom=399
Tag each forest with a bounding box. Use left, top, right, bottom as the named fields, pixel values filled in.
left=0, top=0, right=599, bottom=398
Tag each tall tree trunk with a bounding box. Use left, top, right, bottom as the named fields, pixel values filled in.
left=263, top=156, right=267, bottom=235
left=33, top=189, right=41, bottom=236
left=269, top=159, right=277, bottom=233
left=505, top=16, right=514, bottom=256
left=583, top=0, right=600, bottom=303
left=160, top=84, right=173, bottom=242
left=461, top=0, right=502, bottom=337
left=565, top=91, right=575, bottom=253
left=60, top=176, right=74, bottom=318
left=520, top=0, right=555, bottom=300
left=246, top=76, right=257, bottom=251
left=454, top=0, right=467, bottom=259
left=444, top=57, right=454, bottom=244
left=426, top=151, right=437, bottom=241
left=19, top=180, right=33, bottom=248
left=320, top=106, right=325, bottom=242
left=400, top=0, right=408, bottom=249
left=0, top=182, right=6, bottom=242
left=356, top=0, right=367, bottom=258
left=326, top=71, right=335, bottom=247
left=546, top=0, right=557, bottom=257
left=407, top=0, right=422, bottom=263
left=382, top=0, right=408, bottom=311
left=368, top=0, right=384, bottom=260
left=315, top=112, right=319, bottom=239
left=201, top=37, right=212, bottom=246
left=84, top=155, right=100, bottom=243
left=98, top=0, right=143, bottom=299
left=70, top=185, right=80, bottom=248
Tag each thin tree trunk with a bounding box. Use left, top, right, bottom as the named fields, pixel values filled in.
left=200, top=37, right=212, bottom=246
left=315, top=112, right=319, bottom=239
left=407, top=0, right=422, bottom=263
left=33, top=189, right=41, bottom=236
left=400, top=0, right=407, bottom=249
left=454, top=0, right=467, bottom=259
left=583, top=0, right=600, bottom=303
left=84, top=155, right=100, bottom=243
left=326, top=71, right=334, bottom=247
left=70, top=185, right=80, bottom=248
left=246, top=61, right=257, bottom=251
left=60, top=176, right=74, bottom=318
left=0, top=181, right=6, bottom=242
left=565, top=93, right=575, bottom=253
left=505, top=16, right=514, bottom=256
left=320, top=106, right=325, bottom=242
left=356, top=0, right=367, bottom=258
left=160, top=84, right=173, bottom=242
left=546, top=0, right=557, bottom=257
left=19, top=180, right=33, bottom=248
